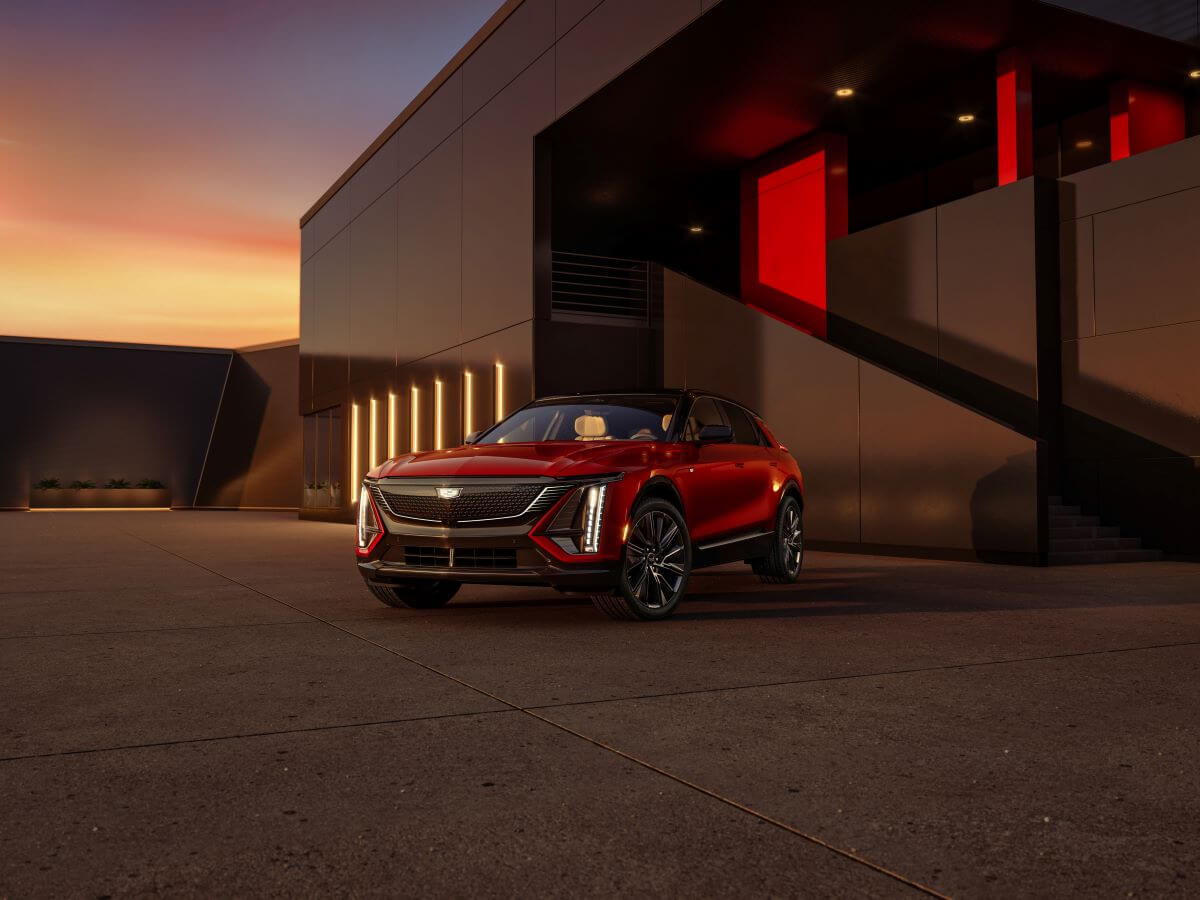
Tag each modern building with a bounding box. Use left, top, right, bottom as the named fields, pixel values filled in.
left=1, top=337, right=301, bottom=512
left=299, top=0, right=1200, bottom=563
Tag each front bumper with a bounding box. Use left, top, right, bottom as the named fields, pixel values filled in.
left=356, top=521, right=620, bottom=592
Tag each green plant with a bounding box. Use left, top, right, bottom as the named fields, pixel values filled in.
left=105, top=478, right=131, bottom=489
left=34, top=478, right=61, bottom=490
left=69, top=480, right=95, bottom=489
left=136, top=478, right=165, bottom=489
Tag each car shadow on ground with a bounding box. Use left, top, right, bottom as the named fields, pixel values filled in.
left=430, top=561, right=1200, bottom=624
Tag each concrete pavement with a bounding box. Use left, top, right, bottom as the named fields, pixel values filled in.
left=2, top=511, right=1198, bottom=896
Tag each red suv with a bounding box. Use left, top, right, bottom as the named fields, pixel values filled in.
left=356, top=391, right=804, bottom=620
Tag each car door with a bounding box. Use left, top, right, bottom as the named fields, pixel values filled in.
left=717, top=400, right=776, bottom=532
left=675, top=396, right=758, bottom=542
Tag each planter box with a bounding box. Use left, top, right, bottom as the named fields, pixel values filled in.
left=30, top=488, right=171, bottom=509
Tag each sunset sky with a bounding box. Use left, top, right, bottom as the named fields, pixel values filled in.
left=0, top=0, right=499, bottom=348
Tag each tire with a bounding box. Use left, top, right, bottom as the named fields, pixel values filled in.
left=751, top=494, right=804, bottom=584
left=366, top=579, right=460, bottom=609
left=592, top=498, right=691, bottom=621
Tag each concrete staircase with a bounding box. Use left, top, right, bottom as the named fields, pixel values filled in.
left=1048, top=496, right=1162, bottom=565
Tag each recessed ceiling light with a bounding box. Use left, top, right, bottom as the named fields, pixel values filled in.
left=688, top=225, right=703, bottom=234
left=1075, top=138, right=1094, bottom=149
left=957, top=113, right=975, bottom=123
left=1190, top=69, right=1200, bottom=79
left=835, top=87, right=854, bottom=98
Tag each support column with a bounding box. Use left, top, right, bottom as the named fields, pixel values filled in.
left=1109, top=81, right=1185, bottom=160
left=996, top=49, right=1033, bottom=186
left=739, top=133, right=847, bottom=339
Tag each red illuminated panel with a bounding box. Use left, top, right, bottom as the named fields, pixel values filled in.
left=1109, top=81, right=1185, bottom=161
left=996, top=50, right=1032, bottom=185
left=739, top=134, right=847, bottom=340
left=757, top=151, right=826, bottom=311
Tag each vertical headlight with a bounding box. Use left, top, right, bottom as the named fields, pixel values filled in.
left=357, top=484, right=382, bottom=552
left=581, top=483, right=607, bottom=554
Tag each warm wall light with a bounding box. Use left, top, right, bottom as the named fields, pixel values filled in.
left=834, top=87, right=854, bottom=98
left=463, top=370, right=474, bottom=436
left=1075, top=138, right=1094, bottom=149
left=387, top=391, right=398, bottom=458
left=1189, top=70, right=1200, bottom=80
left=688, top=225, right=703, bottom=234
left=434, top=379, right=444, bottom=450
left=410, top=386, right=420, bottom=453
left=957, top=113, right=976, bottom=123
left=350, top=402, right=360, bottom=502
left=494, top=362, right=505, bottom=421
left=368, top=397, right=379, bottom=468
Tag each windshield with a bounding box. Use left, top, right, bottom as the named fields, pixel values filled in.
left=476, top=396, right=679, bottom=445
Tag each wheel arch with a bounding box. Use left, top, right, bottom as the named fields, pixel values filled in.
left=780, top=479, right=804, bottom=513
left=633, top=475, right=685, bottom=517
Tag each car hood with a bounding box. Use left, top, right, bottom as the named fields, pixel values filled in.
left=370, top=441, right=660, bottom=480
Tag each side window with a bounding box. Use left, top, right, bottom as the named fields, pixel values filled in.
left=719, top=402, right=760, bottom=445
left=683, top=397, right=725, bottom=441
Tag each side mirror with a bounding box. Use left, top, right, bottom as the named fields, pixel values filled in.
left=697, top=424, right=732, bottom=443
left=464, top=431, right=481, bottom=445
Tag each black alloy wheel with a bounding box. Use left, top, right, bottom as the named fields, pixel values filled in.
left=593, top=498, right=691, bottom=620
left=367, top=579, right=460, bottom=609
left=752, top=495, right=804, bottom=584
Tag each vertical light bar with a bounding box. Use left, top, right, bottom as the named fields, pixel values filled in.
left=368, top=397, right=379, bottom=468
left=350, top=402, right=360, bottom=503
left=494, top=362, right=505, bottom=422
left=463, top=370, right=474, bottom=437
left=434, top=379, right=444, bottom=450
left=387, top=391, right=398, bottom=458
left=410, top=386, right=420, bottom=453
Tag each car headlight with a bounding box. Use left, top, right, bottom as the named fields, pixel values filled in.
left=581, top=483, right=607, bottom=553
left=543, top=475, right=620, bottom=555
left=356, top=483, right=383, bottom=553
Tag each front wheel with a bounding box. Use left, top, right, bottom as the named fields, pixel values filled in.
left=751, top=495, right=804, bottom=584
left=366, top=579, right=460, bottom=609
left=592, top=499, right=691, bottom=621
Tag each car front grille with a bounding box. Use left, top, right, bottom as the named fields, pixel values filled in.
left=370, top=481, right=572, bottom=526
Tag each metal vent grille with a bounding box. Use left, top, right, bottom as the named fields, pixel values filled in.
left=403, top=546, right=450, bottom=567
left=551, top=251, right=649, bottom=323
left=454, top=548, right=518, bottom=569
left=399, top=547, right=518, bottom=569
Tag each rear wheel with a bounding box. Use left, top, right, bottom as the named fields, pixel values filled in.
left=366, top=579, right=460, bottom=609
left=592, top=499, right=691, bottom=621
left=751, top=495, right=803, bottom=584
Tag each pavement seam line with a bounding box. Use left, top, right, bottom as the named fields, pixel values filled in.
left=0, top=619, right=314, bottom=642
left=119, top=528, right=949, bottom=899
left=520, top=639, right=1200, bottom=711
left=0, top=708, right=516, bottom=763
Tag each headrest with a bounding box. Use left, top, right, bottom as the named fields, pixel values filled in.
left=661, top=414, right=672, bottom=431
left=574, top=415, right=608, bottom=439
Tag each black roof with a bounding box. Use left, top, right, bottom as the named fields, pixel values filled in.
left=532, top=388, right=760, bottom=418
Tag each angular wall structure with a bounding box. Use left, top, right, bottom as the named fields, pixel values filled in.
left=0, top=338, right=299, bottom=511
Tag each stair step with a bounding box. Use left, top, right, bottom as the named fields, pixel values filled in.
left=1050, top=515, right=1102, bottom=527
left=1048, top=548, right=1164, bottom=565
left=1049, top=537, right=1142, bottom=553
left=1050, top=525, right=1121, bottom=539
left=1048, top=504, right=1082, bottom=516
